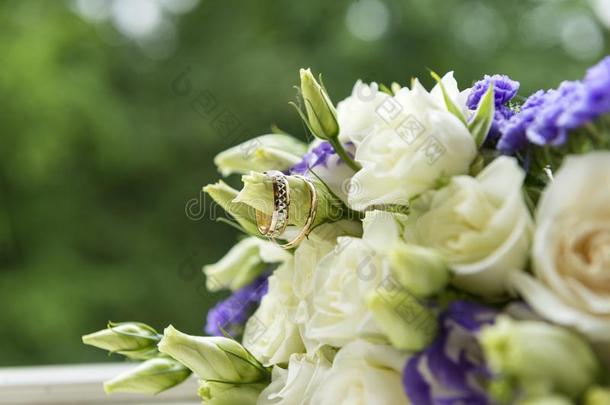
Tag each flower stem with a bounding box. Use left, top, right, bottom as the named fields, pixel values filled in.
left=328, top=138, right=361, bottom=171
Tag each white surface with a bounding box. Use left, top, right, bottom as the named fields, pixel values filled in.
left=0, top=363, right=200, bottom=404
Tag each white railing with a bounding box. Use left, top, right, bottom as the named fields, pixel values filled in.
left=0, top=364, right=200, bottom=404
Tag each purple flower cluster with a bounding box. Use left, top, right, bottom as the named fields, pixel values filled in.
left=204, top=274, right=269, bottom=337
left=498, top=56, right=610, bottom=154
left=467, top=74, right=520, bottom=110
left=565, top=56, right=610, bottom=125
left=289, top=141, right=337, bottom=175
left=497, top=90, right=547, bottom=153
left=402, top=301, right=498, bottom=405
left=467, top=75, right=520, bottom=142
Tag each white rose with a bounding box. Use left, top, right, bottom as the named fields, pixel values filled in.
left=336, top=80, right=390, bottom=145
left=510, top=152, right=610, bottom=341
left=311, top=340, right=410, bottom=405
left=293, top=220, right=362, bottom=301
left=348, top=73, right=477, bottom=210
left=243, top=257, right=305, bottom=366
left=243, top=221, right=361, bottom=365
left=291, top=221, right=363, bottom=352
left=304, top=237, right=386, bottom=348
left=257, top=353, right=331, bottom=405
left=428, top=72, right=471, bottom=117
left=405, top=156, right=533, bottom=297
left=303, top=212, right=402, bottom=348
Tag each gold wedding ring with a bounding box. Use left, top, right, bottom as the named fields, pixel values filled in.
left=279, top=175, right=318, bottom=249
left=255, top=172, right=318, bottom=249
left=255, top=170, right=290, bottom=238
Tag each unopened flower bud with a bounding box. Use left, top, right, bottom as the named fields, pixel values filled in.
left=104, top=357, right=191, bottom=395
left=203, top=237, right=287, bottom=292
left=387, top=243, right=449, bottom=298
left=480, top=316, right=600, bottom=399
left=198, top=380, right=266, bottom=405
left=214, top=134, right=307, bottom=176
left=82, top=322, right=160, bottom=360
left=299, top=68, right=339, bottom=140
left=158, top=325, right=269, bottom=383
left=203, top=181, right=259, bottom=235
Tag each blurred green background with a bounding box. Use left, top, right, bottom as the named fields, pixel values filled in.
left=1, top=0, right=609, bottom=366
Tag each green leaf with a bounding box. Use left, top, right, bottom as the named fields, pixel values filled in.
left=468, top=84, right=495, bottom=148
left=430, top=71, right=467, bottom=126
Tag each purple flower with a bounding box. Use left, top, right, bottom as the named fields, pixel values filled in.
left=524, top=81, right=583, bottom=147
left=468, top=75, right=520, bottom=145
left=583, top=55, right=610, bottom=115
left=467, top=74, right=520, bottom=110
left=402, top=301, right=498, bottom=405
left=289, top=141, right=336, bottom=175
left=485, top=105, right=515, bottom=144
left=497, top=90, right=548, bottom=153
left=559, top=57, right=610, bottom=127
left=289, top=141, right=354, bottom=175
left=204, top=275, right=268, bottom=337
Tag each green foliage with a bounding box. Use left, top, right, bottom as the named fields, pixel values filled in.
left=469, top=84, right=496, bottom=147
left=430, top=70, right=468, bottom=125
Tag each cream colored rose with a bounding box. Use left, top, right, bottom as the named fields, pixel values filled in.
left=336, top=80, right=390, bottom=145
left=311, top=340, right=410, bottom=405
left=511, top=152, right=610, bottom=341
left=348, top=73, right=477, bottom=210
left=257, top=353, right=331, bottom=405
left=302, top=211, right=407, bottom=349
left=292, top=220, right=362, bottom=301
left=243, top=222, right=361, bottom=365
left=303, top=235, right=389, bottom=348
left=405, top=156, right=533, bottom=297
left=291, top=221, right=362, bottom=352
left=279, top=221, right=362, bottom=354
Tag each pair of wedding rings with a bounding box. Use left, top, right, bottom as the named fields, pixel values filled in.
left=255, top=170, right=318, bottom=249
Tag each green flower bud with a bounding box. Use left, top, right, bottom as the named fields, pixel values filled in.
left=214, top=134, right=307, bottom=176
left=584, top=386, right=610, bottom=405
left=299, top=68, right=339, bottom=140
left=204, top=237, right=288, bottom=292
left=157, top=325, right=269, bottom=383
left=104, top=357, right=191, bottom=395
left=480, top=316, right=600, bottom=399
left=203, top=180, right=259, bottom=235
left=388, top=243, right=449, bottom=298
left=233, top=172, right=344, bottom=232
left=366, top=278, right=437, bottom=351
left=82, top=322, right=160, bottom=360
left=198, top=380, right=266, bottom=405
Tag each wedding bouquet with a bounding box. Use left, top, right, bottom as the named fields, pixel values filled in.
left=83, top=57, right=610, bottom=405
